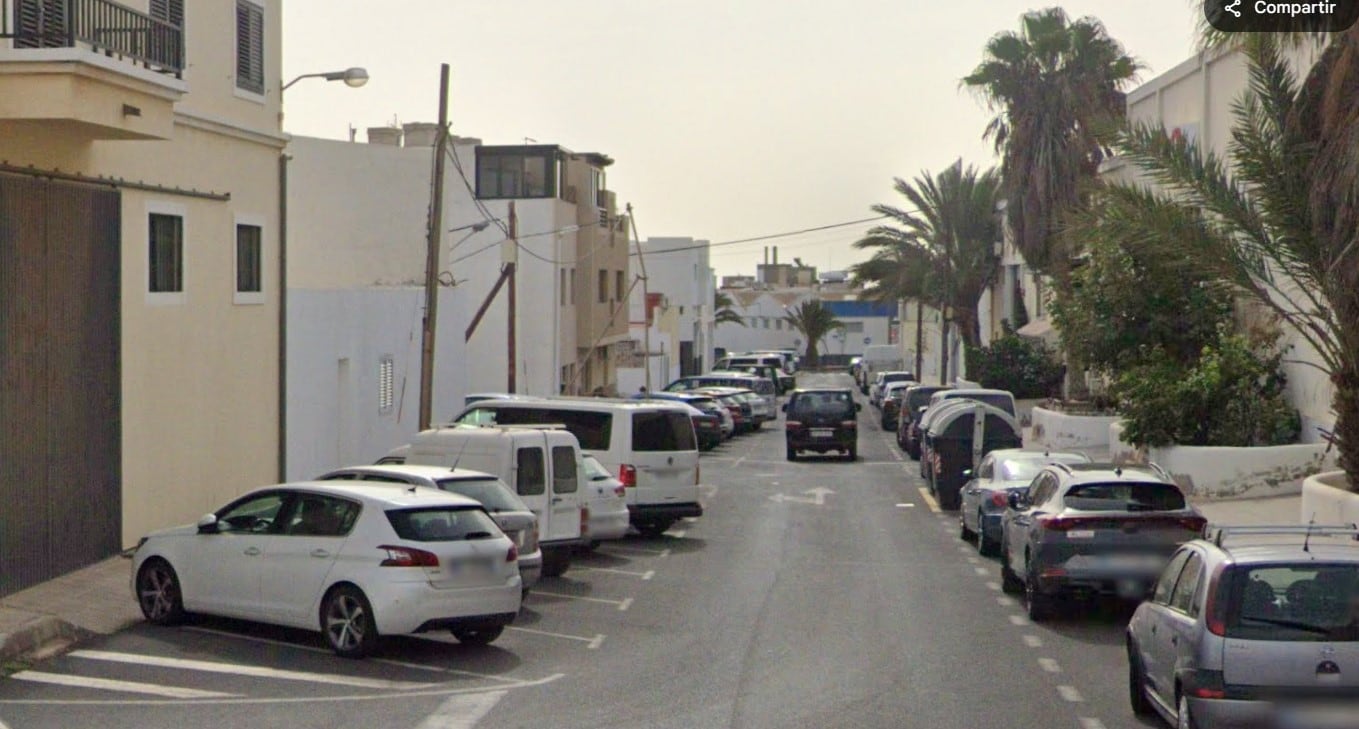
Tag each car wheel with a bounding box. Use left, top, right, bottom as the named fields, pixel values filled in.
left=136, top=559, right=186, bottom=626
left=1177, top=693, right=1199, bottom=729
left=959, top=516, right=974, bottom=542
left=977, top=514, right=998, bottom=556
left=452, top=625, right=504, bottom=646
left=786, top=446, right=797, bottom=461
left=1025, top=566, right=1054, bottom=622
left=322, top=585, right=378, bottom=658
left=1128, top=643, right=1155, bottom=717
left=1000, top=548, right=1024, bottom=594
left=541, top=549, right=571, bottom=577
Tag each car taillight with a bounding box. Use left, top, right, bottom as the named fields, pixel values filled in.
left=506, top=544, right=518, bottom=563
left=1036, top=516, right=1089, bottom=531
left=1205, top=565, right=1231, bottom=637
left=378, top=545, right=439, bottom=567
left=786, top=421, right=803, bottom=429
left=990, top=492, right=1009, bottom=508
left=580, top=507, right=590, bottom=535
left=1184, top=669, right=1226, bottom=699
left=841, top=420, right=857, bottom=429
left=619, top=464, right=637, bottom=487
left=523, top=524, right=539, bottom=552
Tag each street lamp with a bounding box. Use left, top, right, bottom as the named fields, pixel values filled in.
left=282, top=67, right=370, bottom=91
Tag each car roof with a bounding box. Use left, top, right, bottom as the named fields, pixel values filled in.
left=256, top=480, right=484, bottom=508
left=322, top=464, right=501, bottom=482
left=1045, top=462, right=1174, bottom=484
left=469, top=397, right=690, bottom=412
left=986, top=448, right=1091, bottom=462
left=942, top=388, right=1013, bottom=398
left=790, top=387, right=853, bottom=395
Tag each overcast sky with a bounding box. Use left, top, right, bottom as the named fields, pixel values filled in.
left=281, top=1, right=1202, bottom=277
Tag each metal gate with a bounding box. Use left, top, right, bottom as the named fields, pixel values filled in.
left=0, top=174, right=121, bottom=597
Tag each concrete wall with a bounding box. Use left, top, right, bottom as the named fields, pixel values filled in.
left=1029, top=407, right=1120, bottom=451
left=1300, top=472, right=1359, bottom=526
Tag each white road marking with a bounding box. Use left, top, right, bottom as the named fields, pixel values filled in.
left=1078, top=718, right=1107, bottom=729
left=0, top=718, right=9, bottom=729
left=974, top=567, right=990, bottom=576
left=505, top=626, right=605, bottom=649
left=1009, top=615, right=1030, bottom=626
left=997, top=597, right=1017, bottom=607
left=574, top=566, right=655, bottom=580
left=895, top=503, right=915, bottom=508
left=769, top=487, right=835, bottom=506
left=370, top=658, right=526, bottom=684
left=530, top=591, right=632, bottom=611
left=669, top=529, right=687, bottom=538
left=1057, top=686, right=1085, bottom=703
left=957, top=546, right=972, bottom=553
left=414, top=690, right=505, bottom=729
left=1039, top=658, right=1062, bottom=674
left=986, top=581, right=1001, bottom=591
left=1022, top=635, right=1044, bottom=648
left=597, top=545, right=669, bottom=557
left=10, top=671, right=235, bottom=699
left=69, top=650, right=434, bottom=691
left=966, top=556, right=980, bottom=564
left=917, top=487, right=941, bottom=513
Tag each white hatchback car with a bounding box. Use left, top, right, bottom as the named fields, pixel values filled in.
left=582, top=454, right=631, bottom=543
left=131, top=482, right=522, bottom=658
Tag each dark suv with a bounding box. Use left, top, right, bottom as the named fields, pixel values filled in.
left=783, top=388, right=861, bottom=461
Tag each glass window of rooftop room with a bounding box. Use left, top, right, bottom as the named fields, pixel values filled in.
left=476, top=151, right=554, bottom=198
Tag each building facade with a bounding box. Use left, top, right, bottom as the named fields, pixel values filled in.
left=0, top=0, right=285, bottom=594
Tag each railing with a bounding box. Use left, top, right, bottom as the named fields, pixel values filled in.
left=3, top=0, right=183, bottom=77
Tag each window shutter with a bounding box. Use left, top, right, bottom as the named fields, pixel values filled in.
left=149, top=0, right=183, bottom=27
left=235, top=1, right=264, bottom=94
left=15, top=0, right=67, bottom=49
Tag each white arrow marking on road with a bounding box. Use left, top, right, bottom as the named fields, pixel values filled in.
left=768, top=487, right=835, bottom=506
left=69, top=650, right=434, bottom=690
left=10, top=671, right=236, bottom=699
left=414, top=690, right=505, bottom=729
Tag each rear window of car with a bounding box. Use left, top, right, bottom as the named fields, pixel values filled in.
left=632, top=411, right=697, bottom=452
left=942, top=392, right=1015, bottom=416
left=1063, top=482, right=1186, bottom=512
left=385, top=506, right=500, bottom=542
left=582, top=455, right=613, bottom=481
left=688, top=397, right=719, bottom=411
left=1228, top=564, right=1359, bottom=642
left=789, top=392, right=855, bottom=418
left=435, top=477, right=528, bottom=513
left=459, top=406, right=613, bottom=450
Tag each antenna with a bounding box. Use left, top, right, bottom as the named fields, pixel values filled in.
left=1304, top=513, right=1317, bottom=554
left=449, top=431, right=475, bottom=472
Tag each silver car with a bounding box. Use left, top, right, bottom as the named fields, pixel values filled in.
left=958, top=449, right=1091, bottom=556
left=1127, top=525, right=1359, bottom=729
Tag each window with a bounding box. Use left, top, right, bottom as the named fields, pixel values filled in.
left=560, top=269, right=568, bottom=306
left=976, top=456, right=994, bottom=480
left=598, top=269, right=609, bottom=303
left=632, top=411, right=697, bottom=452
left=236, top=223, right=262, bottom=293
left=475, top=150, right=556, bottom=199
left=378, top=356, right=394, bottom=414
left=386, top=507, right=500, bottom=542
left=235, top=0, right=264, bottom=95
left=216, top=492, right=286, bottom=534
left=1229, top=564, right=1359, bottom=641
left=1153, top=550, right=1192, bottom=605
left=285, top=495, right=360, bottom=537
left=150, top=0, right=184, bottom=26
left=551, top=446, right=578, bottom=494
left=843, top=321, right=865, bottom=334
left=1063, top=482, right=1186, bottom=512
left=149, top=213, right=183, bottom=293
left=615, top=270, right=625, bottom=302
left=775, top=319, right=783, bottom=330
left=569, top=268, right=576, bottom=304
left=1170, top=553, right=1204, bottom=613
left=515, top=447, right=546, bottom=496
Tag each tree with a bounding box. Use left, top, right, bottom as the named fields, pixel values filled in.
left=781, top=300, right=845, bottom=369
left=714, top=291, right=745, bottom=328
left=852, top=159, right=1003, bottom=349
left=962, top=7, right=1142, bottom=282
left=1085, top=36, right=1359, bottom=483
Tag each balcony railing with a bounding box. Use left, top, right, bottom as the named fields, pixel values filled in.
left=3, top=0, right=183, bottom=77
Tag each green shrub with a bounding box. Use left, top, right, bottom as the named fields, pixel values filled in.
left=1113, top=330, right=1300, bottom=448
left=965, top=335, right=1065, bottom=399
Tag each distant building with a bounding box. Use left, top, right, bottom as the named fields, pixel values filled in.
left=617, top=237, right=715, bottom=390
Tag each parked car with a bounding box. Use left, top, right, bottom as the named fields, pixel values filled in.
left=957, top=449, right=1091, bottom=556
left=580, top=455, right=631, bottom=545
left=847, top=356, right=863, bottom=378
left=783, top=388, right=861, bottom=461
left=879, top=380, right=914, bottom=430
left=316, top=465, right=542, bottom=594
left=1000, top=462, right=1207, bottom=621
left=697, top=388, right=752, bottom=435
left=131, top=482, right=522, bottom=657
left=451, top=398, right=702, bottom=538
left=666, top=373, right=777, bottom=414
left=871, top=371, right=916, bottom=409
left=715, top=355, right=793, bottom=393
left=631, top=392, right=723, bottom=450
left=897, top=385, right=952, bottom=457
left=1127, top=524, right=1359, bottom=729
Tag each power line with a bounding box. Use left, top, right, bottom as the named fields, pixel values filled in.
left=627, top=215, right=894, bottom=256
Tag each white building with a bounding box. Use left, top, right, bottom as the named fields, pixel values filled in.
left=618, top=237, right=716, bottom=390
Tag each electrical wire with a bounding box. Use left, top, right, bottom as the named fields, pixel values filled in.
left=627, top=215, right=895, bottom=256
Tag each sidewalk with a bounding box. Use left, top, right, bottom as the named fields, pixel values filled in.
left=0, top=555, right=141, bottom=664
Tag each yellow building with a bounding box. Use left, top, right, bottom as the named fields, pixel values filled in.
left=0, top=0, right=284, bottom=595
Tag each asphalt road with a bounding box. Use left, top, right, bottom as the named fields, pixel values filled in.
left=0, top=373, right=1164, bottom=729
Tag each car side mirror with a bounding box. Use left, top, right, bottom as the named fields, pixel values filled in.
left=780, top=403, right=787, bottom=412
left=196, top=513, right=219, bottom=534
left=855, top=403, right=862, bottom=412
left=961, top=469, right=973, bottom=479
left=1007, top=492, right=1025, bottom=510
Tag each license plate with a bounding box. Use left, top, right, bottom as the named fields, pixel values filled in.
left=450, top=558, right=495, bottom=577
left=811, top=428, right=833, bottom=438
left=1067, top=530, right=1095, bottom=539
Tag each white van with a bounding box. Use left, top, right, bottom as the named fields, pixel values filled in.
left=396, top=426, right=587, bottom=578
left=451, top=398, right=702, bottom=538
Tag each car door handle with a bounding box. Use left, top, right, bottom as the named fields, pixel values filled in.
left=310, top=549, right=331, bottom=558
left=1171, top=636, right=1178, bottom=646
left=243, top=546, right=261, bottom=556
left=1151, top=625, right=1158, bottom=635
left=551, top=497, right=564, bottom=504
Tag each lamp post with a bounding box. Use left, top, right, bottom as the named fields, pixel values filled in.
left=282, top=67, right=369, bottom=91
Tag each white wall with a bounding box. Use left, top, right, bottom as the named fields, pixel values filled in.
left=714, top=292, right=805, bottom=354
left=639, top=237, right=715, bottom=372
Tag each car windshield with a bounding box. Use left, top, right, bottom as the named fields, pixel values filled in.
left=434, top=477, right=528, bottom=513
left=1063, top=482, right=1186, bottom=512
left=1229, top=564, right=1359, bottom=642
left=998, top=456, right=1086, bottom=482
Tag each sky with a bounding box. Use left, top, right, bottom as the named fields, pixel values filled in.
left=281, top=1, right=1203, bottom=278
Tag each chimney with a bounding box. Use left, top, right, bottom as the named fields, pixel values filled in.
left=764, top=246, right=769, bottom=265
left=772, top=246, right=779, bottom=266
left=402, top=122, right=440, bottom=147
left=366, top=127, right=402, bottom=146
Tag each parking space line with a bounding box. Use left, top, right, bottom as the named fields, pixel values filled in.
left=1078, top=718, right=1107, bottom=729
left=531, top=591, right=633, bottom=611
left=182, top=626, right=330, bottom=654
left=997, top=596, right=1017, bottom=607
left=506, top=626, right=605, bottom=649
left=1009, top=615, right=1030, bottom=627
left=986, top=581, right=1001, bottom=591
left=414, top=690, right=505, bottom=729
left=597, top=545, right=670, bottom=557
left=965, top=556, right=980, bottom=564
left=669, top=529, right=688, bottom=538
left=370, top=659, right=525, bottom=684
left=574, top=566, right=655, bottom=580
left=1038, top=658, right=1062, bottom=674
left=1022, top=635, right=1044, bottom=648
left=917, top=488, right=941, bottom=513
left=69, top=650, right=435, bottom=691
left=973, top=567, right=989, bottom=576
left=1057, top=686, right=1084, bottom=703
left=11, top=671, right=236, bottom=699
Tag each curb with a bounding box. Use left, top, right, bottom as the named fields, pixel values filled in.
left=0, top=615, right=92, bottom=666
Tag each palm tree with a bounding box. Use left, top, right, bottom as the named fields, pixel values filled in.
left=1078, top=37, right=1359, bottom=484
left=714, top=291, right=745, bottom=328
left=962, top=7, right=1141, bottom=282
left=853, top=160, right=1003, bottom=355
left=782, top=300, right=845, bottom=369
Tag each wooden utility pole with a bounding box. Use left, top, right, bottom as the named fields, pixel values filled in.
left=915, top=298, right=924, bottom=381
left=506, top=202, right=517, bottom=393
left=418, top=63, right=451, bottom=431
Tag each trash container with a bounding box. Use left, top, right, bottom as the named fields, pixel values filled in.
left=925, top=402, right=1021, bottom=511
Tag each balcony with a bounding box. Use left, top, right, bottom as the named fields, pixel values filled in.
left=0, top=0, right=186, bottom=140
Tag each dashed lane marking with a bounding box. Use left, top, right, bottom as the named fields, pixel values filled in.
left=997, top=597, right=1017, bottom=607
left=974, top=567, right=989, bottom=576
left=1057, top=686, right=1085, bottom=703
left=669, top=529, right=687, bottom=538
left=1039, top=658, right=1062, bottom=674
left=1078, top=718, right=1107, bottom=729
left=917, top=488, right=941, bottom=513
left=69, top=650, right=435, bottom=691
left=574, top=566, right=655, bottom=580
left=1023, top=635, right=1044, bottom=648
left=506, top=626, right=606, bottom=649
left=530, top=591, right=633, bottom=611
left=10, top=672, right=235, bottom=699
left=597, top=545, right=670, bottom=557
left=414, top=690, right=505, bottom=729
left=895, top=503, right=915, bottom=508
left=986, top=581, right=1001, bottom=591
left=1009, top=615, right=1031, bottom=627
